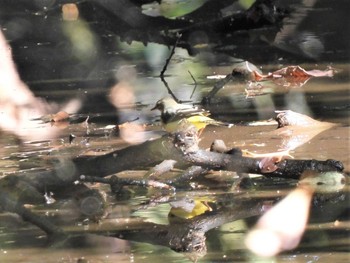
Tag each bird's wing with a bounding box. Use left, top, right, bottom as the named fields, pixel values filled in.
left=175, top=107, right=210, bottom=117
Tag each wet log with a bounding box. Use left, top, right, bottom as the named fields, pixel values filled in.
left=0, top=128, right=344, bottom=245
left=73, top=129, right=343, bottom=181
left=1, top=125, right=344, bottom=199
left=73, top=133, right=187, bottom=177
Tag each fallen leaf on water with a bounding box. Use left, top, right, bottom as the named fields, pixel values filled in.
left=35, top=111, right=70, bottom=123
left=253, top=65, right=334, bottom=81
left=51, top=111, right=70, bottom=122
left=251, top=65, right=334, bottom=88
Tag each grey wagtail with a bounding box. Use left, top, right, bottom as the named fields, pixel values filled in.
left=151, top=97, right=233, bottom=133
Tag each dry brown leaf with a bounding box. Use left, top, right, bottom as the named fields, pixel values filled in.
left=254, top=66, right=334, bottom=80
left=252, top=66, right=334, bottom=88
left=259, top=156, right=280, bottom=173
left=51, top=111, right=70, bottom=122
left=241, top=149, right=293, bottom=173
left=36, top=111, right=70, bottom=123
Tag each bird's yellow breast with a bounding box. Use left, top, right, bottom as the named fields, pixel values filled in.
left=163, top=115, right=215, bottom=133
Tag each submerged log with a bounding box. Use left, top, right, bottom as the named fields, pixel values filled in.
left=65, top=198, right=265, bottom=254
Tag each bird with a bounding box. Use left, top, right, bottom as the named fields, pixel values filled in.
left=151, top=97, right=233, bottom=134
left=168, top=197, right=213, bottom=220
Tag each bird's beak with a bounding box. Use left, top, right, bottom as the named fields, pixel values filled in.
left=151, top=105, right=157, bottom=111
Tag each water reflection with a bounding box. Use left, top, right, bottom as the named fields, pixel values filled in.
left=1, top=56, right=349, bottom=263
left=0, top=1, right=349, bottom=262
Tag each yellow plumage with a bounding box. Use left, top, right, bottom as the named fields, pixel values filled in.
left=168, top=198, right=213, bottom=220
left=151, top=97, right=232, bottom=133
left=169, top=200, right=212, bottom=219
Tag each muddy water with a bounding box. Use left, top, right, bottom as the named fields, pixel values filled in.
left=0, top=57, right=349, bottom=263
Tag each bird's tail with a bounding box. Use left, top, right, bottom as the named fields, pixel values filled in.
left=211, top=119, right=234, bottom=128
left=197, top=113, right=233, bottom=128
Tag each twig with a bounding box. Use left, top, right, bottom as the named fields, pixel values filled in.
left=132, top=194, right=173, bottom=213
left=160, top=34, right=181, bottom=78
left=80, top=175, right=175, bottom=191
left=166, top=165, right=207, bottom=185
left=160, top=34, right=182, bottom=102
left=160, top=76, right=178, bottom=102
left=202, top=73, right=234, bottom=104
left=188, top=70, right=198, bottom=99
left=143, top=159, right=177, bottom=179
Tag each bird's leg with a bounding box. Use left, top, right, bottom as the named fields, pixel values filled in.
left=197, top=128, right=204, bottom=137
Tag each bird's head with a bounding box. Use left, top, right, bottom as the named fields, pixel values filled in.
left=151, top=99, right=165, bottom=112
left=151, top=98, right=178, bottom=113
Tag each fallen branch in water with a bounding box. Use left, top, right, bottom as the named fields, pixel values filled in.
left=73, top=126, right=343, bottom=181
left=0, top=110, right=345, bottom=245
left=2, top=110, right=344, bottom=198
